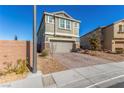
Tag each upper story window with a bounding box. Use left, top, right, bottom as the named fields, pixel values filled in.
left=46, top=15, right=54, bottom=24
left=66, top=20, right=71, bottom=30
left=75, top=23, right=79, bottom=29
left=59, top=18, right=71, bottom=30
left=59, top=18, right=65, bottom=28
left=119, top=25, right=123, bottom=32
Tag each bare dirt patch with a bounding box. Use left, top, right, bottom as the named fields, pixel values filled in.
left=80, top=50, right=124, bottom=62
left=37, top=54, right=67, bottom=74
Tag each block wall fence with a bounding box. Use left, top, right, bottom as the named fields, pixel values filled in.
left=0, top=40, right=32, bottom=70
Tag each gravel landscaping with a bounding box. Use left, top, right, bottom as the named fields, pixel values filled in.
left=80, top=50, right=124, bottom=62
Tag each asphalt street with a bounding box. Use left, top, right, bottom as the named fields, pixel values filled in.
left=108, top=82, right=124, bottom=88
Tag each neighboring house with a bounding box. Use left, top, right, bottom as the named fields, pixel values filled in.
left=80, top=27, right=103, bottom=50
left=80, top=19, right=124, bottom=53
left=37, top=11, right=80, bottom=53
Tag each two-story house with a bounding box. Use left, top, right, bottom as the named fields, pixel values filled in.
left=80, top=19, right=124, bottom=53
left=37, top=11, right=80, bottom=53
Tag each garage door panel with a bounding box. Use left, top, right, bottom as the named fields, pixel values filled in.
left=50, top=41, right=73, bottom=53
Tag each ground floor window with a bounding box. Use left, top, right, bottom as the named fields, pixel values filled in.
left=115, top=48, right=124, bottom=54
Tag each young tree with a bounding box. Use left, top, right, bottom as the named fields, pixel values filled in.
left=89, top=35, right=100, bottom=50
left=49, top=42, right=56, bottom=62
left=14, top=35, right=18, bottom=40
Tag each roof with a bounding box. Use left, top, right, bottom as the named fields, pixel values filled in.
left=44, top=11, right=80, bottom=23
left=80, top=19, right=124, bottom=38
left=51, top=11, right=73, bottom=19
left=102, top=19, right=124, bottom=29
left=80, top=27, right=103, bottom=38
left=114, top=19, right=124, bottom=24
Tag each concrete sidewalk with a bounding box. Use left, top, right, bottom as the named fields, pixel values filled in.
left=0, top=71, right=43, bottom=88
left=42, top=62, right=124, bottom=88
left=1, top=62, right=124, bottom=88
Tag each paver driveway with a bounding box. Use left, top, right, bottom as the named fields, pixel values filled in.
left=54, top=53, right=114, bottom=69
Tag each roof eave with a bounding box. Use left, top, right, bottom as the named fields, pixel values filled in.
left=44, top=12, right=81, bottom=23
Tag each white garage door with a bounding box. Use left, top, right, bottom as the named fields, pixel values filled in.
left=50, top=40, right=74, bottom=53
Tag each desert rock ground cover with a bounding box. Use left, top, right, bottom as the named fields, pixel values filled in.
left=80, top=50, right=124, bottom=62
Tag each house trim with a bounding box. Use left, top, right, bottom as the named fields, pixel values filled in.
left=113, top=38, right=124, bottom=40
left=44, top=12, right=80, bottom=23
left=55, top=32, right=79, bottom=37
left=51, top=11, right=73, bottom=19
left=45, top=32, right=79, bottom=37
left=48, top=37, right=76, bottom=42
left=45, top=32, right=54, bottom=35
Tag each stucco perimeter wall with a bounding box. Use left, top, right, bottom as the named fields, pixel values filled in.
left=0, top=40, right=32, bottom=69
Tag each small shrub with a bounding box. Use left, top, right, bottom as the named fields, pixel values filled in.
left=4, top=59, right=29, bottom=75
left=83, top=49, right=89, bottom=54
left=0, top=72, right=4, bottom=76
left=0, top=71, right=5, bottom=76
left=40, top=49, right=48, bottom=57
left=15, top=59, right=29, bottom=74
left=71, top=48, right=81, bottom=53
left=4, top=62, right=16, bottom=74
left=71, top=49, right=78, bottom=52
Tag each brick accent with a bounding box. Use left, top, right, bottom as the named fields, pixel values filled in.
left=0, top=40, right=32, bottom=70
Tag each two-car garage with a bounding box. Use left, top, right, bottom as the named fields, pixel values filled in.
left=50, top=40, right=74, bottom=53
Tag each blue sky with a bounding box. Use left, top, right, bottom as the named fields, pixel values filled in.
left=0, top=5, right=124, bottom=40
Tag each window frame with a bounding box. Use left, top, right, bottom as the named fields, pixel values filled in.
left=59, top=18, right=65, bottom=29
left=74, top=22, right=79, bottom=35
left=74, top=23, right=79, bottom=29
left=59, top=18, right=71, bottom=30
left=66, top=20, right=71, bottom=30
left=123, top=25, right=124, bottom=32
left=46, top=15, right=54, bottom=24
left=119, top=25, right=124, bottom=33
